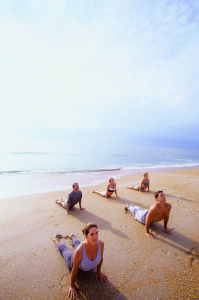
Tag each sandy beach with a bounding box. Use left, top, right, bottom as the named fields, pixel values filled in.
left=0, top=168, right=199, bottom=300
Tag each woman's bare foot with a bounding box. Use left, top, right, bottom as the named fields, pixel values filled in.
left=68, top=234, right=75, bottom=245
left=124, top=204, right=129, bottom=211
left=53, top=237, right=60, bottom=245
left=69, top=233, right=75, bottom=240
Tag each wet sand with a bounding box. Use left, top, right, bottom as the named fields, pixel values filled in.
left=0, top=168, right=199, bottom=299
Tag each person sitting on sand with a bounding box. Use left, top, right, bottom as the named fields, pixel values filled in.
left=124, top=190, right=172, bottom=239
left=54, top=222, right=107, bottom=299
left=126, top=172, right=150, bottom=192
left=92, top=177, right=120, bottom=201
left=55, top=183, right=85, bottom=215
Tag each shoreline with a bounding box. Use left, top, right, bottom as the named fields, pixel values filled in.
left=1, top=164, right=199, bottom=200
left=1, top=168, right=199, bottom=299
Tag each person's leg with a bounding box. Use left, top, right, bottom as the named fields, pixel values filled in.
left=126, top=185, right=139, bottom=190
left=54, top=238, right=74, bottom=270
left=93, top=190, right=106, bottom=197
left=72, top=237, right=81, bottom=249
left=125, top=204, right=149, bottom=224
left=62, top=201, right=68, bottom=209
left=68, top=234, right=81, bottom=249
left=55, top=199, right=65, bottom=207
left=127, top=205, right=142, bottom=216
left=134, top=209, right=148, bottom=224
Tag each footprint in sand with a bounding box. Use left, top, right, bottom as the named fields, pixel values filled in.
left=186, top=248, right=199, bottom=267
left=162, top=250, right=170, bottom=256
left=46, top=215, right=54, bottom=219
left=186, top=248, right=199, bottom=258
left=59, top=273, right=70, bottom=294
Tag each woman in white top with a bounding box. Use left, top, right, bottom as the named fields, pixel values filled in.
left=54, top=222, right=107, bottom=299
left=92, top=177, right=120, bottom=201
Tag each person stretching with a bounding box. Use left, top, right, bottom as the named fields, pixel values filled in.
left=126, top=172, right=150, bottom=192
left=55, top=183, right=85, bottom=215
left=54, top=222, right=107, bottom=299
left=124, top=191, right=172, bottom=239
left=92, top=177, right=120, bottom=201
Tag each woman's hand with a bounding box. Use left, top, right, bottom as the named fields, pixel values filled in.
left=96, top=272, right=108, bottom=283
left=68, top=284, right=80, bottom=299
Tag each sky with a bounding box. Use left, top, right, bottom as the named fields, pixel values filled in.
left=0, top=0, right=199, bottom=149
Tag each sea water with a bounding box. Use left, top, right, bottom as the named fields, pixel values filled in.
left=0, top=137, right=199, bottom=199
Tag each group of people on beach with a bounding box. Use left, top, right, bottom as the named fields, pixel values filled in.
left=54, top=172, right=172, bottom=299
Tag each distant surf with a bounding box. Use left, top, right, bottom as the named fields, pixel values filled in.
left=0, top=137, right=199, bottom=198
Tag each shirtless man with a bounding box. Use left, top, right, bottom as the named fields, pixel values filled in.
left=55, top=183, right=85, bottom=215
left=124, top=191, right=172, bottom=239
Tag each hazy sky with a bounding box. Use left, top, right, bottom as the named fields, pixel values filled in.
left=0, top=0, right=199, bottom=149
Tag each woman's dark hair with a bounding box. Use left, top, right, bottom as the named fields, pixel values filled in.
left=82, top=222, right=98, bottom=235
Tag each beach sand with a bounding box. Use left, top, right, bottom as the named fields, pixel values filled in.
left=0, top=168, right=199, bottom=300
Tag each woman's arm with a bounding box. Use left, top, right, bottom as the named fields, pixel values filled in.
left=114, top=184, right=119, bottom=198
left=96, top=241, right=107, bottom=282
left=148, top=180, right=150, bottom=191
left=140, top=179, right=144, bottom=192
left=68, top=246, right=83, bottom=299
left=105, top=184, right=110, bottom=200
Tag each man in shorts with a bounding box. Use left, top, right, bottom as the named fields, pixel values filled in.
left=55, top=183, right=85, bottom=215
left=125, top=191, right=172, bottom=239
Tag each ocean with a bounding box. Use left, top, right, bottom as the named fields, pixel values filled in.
left=0, top=137, right=199, bottom=199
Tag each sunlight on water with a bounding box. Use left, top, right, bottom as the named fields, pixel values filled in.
left=0, top=137, right=199, bottom=198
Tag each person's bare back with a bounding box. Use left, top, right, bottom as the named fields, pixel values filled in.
left=145, top=191, right=172, bottom=239
left=125, top=191, right=172, bottom=239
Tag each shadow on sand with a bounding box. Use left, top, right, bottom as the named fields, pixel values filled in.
left=150, top=222, right=199, bottom=257
left=125, top=210, right=199, bottom=257
left=105, top=196, right=149, bottom=209
left=164, top=193, right=197, bottom=203
left=70, top=208, right=129, bottom=240
left=59, top=268, right=128, bottom=300
left=126, top=189, right=197, bottom=203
